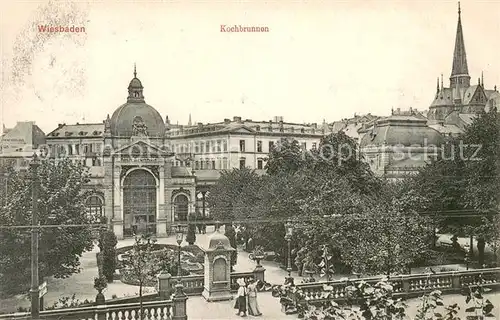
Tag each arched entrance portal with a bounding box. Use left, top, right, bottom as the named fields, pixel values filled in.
left=174, top=194, right=188, bottom=222
left=123, top=169, right=157, bottom=236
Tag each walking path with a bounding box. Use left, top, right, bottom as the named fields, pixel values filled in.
left=0, top=227, right=498, bottom=319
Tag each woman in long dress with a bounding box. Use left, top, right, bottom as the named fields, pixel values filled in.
left=247, top=279, right=262, bottom=316
left=234, top=278, right=247, bottom=317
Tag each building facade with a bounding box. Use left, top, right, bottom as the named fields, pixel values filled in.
left=44, top=68, right=325, bottom=239
left=360, top=112, right=444, bottom=180
left=0, top=121, right=45, bottom=172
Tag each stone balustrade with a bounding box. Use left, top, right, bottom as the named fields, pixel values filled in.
left=159, top=270, right=260, bottom=297
left=0, top=286, right=188, bottom=320
left=289, top=267, right=500, bottom=305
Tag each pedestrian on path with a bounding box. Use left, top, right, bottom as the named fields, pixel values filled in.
left=234, top=278, right=248, bottom=317
left=247, top=279, right=262, bottom=316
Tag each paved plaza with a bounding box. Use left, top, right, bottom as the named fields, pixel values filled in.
left=0, top=227, right=498, bottom=319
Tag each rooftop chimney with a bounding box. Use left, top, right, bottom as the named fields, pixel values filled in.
left=224, top=118, right=231, bottom=124
left=233, top=116, right=242, bottom=122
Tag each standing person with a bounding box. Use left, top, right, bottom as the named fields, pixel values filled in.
left=247, top=279, right=262, bottom=316
left=234, top=278, right=247, bottom=317
left=477, top=237, right=486, bottom=267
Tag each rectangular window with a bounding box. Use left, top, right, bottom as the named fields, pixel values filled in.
left=205, top=141, right=210, bottom=153
left=195, top=161, right=199, bottom=170
left=195, top=143, right=200, bottom=153
left=200, top=161, right=204, bottom=169
left=67, top=145, right=73, bottom=155
left=212, top=160, right=216, bottom=169
left=83, top=144, right=89, bottom=154
left=301, top=142, right=307, bottom=150
left=312, top=142, right=317, bottom=150
left=239, top=140, right=245, bottom=152
left=223, top=140, right=228, bottom=152
left=222, top=158, right=228, bottom=169
left=239, top=158, right=246, bottom=169
left=269, top=141, right=274, bottom=151
left=75, top=144, right=80, bottom=155
left=217, top=140, right=222, bottom=152
left=257, top=159, right=263, bottom=169
left=257, top=141, right=262, bottom=152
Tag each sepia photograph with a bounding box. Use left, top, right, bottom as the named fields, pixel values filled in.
left=0, top=1, right=499, bottom=319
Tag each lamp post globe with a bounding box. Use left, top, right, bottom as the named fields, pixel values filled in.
left=176, top=225, right=184, bottom=276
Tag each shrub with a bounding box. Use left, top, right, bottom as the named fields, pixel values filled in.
left=186, top=224, right=196, bottom=245
left=99, top=230, right=117, bottom=282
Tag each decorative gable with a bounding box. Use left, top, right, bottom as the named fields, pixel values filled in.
left=467, top=86, right=487, bottom=105
left=113, top=140, right=171, bottom=157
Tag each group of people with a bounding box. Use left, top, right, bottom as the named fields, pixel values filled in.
left=234, top=278, right=262, bottom=317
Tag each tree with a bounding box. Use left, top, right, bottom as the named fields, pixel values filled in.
left=337, top=207, right=432, bottom=276
left=265, top=138, right=306, bottom=175
left=207, top=167, right=261, bottom=223
left=98, top=225, right=118, bottom=283
left=411, top=110, right=500, bottom=255
left=121, top=234, right=164, bottom=319
left=0, top=158, right=97, bottom=296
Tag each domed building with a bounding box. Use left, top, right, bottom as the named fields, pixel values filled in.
left=46, top=66, right=196, bottom=239
left=44, top=65, right=326, bottom=239
left=360, top=113, right=444, bottom=180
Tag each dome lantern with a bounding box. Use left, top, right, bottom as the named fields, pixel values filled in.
left=109, top=66, right=165, bottom=137
left=127, top=63, right=145, bottom=103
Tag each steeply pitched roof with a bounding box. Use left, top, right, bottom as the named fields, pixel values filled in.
left=451, top=4, right=469, bottom=77
left=428, top=123, right=463, bottom=135
left=431, top=88, right=455, bottom=107
left=47, top=123, right=104, bottom=137
left=458, top=113, right=477, bottom=125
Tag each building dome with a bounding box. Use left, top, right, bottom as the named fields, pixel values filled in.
left=109, top=67, right=165, bottom=137
left=129, top=77, right=143, bottom=89
left=360, top=115, right=444, bottom=148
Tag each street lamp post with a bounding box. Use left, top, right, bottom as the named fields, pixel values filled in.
left=30, top=153, right=40, bottom=319
left=284, top=219, right=293, bottom=279
left=176, top=225, right=184, bottom=276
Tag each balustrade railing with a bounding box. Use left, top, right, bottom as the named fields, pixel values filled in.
left=166, top=271, right=257, bottom=295
left=0, top=298, right=180, bottom=320
left=289, top=267, right=500, bottom=305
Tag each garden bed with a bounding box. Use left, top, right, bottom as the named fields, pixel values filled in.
left=116, top=244, right=205, bottom=287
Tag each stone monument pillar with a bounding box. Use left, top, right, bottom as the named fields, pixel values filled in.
left=201, top=230, right=235, bottom=302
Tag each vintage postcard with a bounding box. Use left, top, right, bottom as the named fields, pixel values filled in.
left=1, top=1, right=499, bottom=319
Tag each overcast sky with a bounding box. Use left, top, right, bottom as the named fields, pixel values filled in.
left=1, top=0, right=499, bottom=133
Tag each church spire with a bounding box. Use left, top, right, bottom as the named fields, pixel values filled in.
left=134, top=63, right=137, bottom=78
left=188, top=113, right=192, bottom=126
left=450, top=1, right=470, bottom=88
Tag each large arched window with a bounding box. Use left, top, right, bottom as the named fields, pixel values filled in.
left=86, top=195, right=103, bottom=217
left=123, top=170, right=157, bottom=236
left=174, top=194, right=189, bottom=222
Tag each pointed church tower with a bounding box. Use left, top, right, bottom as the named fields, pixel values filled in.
left=188, top=113, right=192, bottom=126
left=450, top=2, right=470, bottom=89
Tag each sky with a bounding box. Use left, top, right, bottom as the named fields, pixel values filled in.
left=1, top=0, right=500, bottom=134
